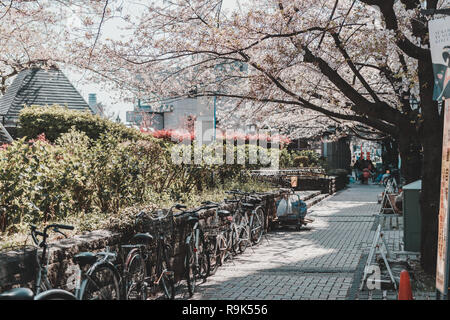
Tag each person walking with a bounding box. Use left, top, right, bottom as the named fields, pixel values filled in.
left=353, top=157, right=362, bottom=181
left=367, top=158, right=375, bottom=182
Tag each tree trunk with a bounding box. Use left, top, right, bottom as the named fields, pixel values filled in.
left=381, top=138, right=399, bottom=170
left=420, top=129, right=442, bottom=274
left=397, top=132, right=422, bottom=184
left=418, top=57, right=443, bottom=275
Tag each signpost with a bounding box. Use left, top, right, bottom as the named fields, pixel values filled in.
left=437, top=99, right=450, bottom=298
left=430, top=15, right=450, bottom=299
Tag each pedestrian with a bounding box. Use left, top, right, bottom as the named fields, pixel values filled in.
left=367, top=159, right=375, bottom=181
left=353, top=157, right=362, bottom=181
left=362, top=168, right=370, bottom=184
left=381, top=170, right=391, bottom=185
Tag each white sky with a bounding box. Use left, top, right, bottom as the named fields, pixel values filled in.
left=64, top=0, right=241, bottom=123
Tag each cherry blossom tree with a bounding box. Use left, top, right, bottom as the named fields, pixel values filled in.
left=0, top=0, right=115, bottom=93
left=72, top=0, right=445, bottom=273
left=1, top=0, right=447, bottom=273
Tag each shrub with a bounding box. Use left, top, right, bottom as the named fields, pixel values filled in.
left=280, top=149, right=324, bottom=168
left=0, top=129, right=169, bottom=232
left=0, top=106, right=285, bottom=232
left=293, top=156, right=309, bottom=167
left=0, top=128, right=276, bottom=232
left=18, top=105, right=159, bottom=144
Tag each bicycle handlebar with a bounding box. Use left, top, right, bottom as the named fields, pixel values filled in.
left=136, top=203, right=185, bottom=222
left=49, top=224, right=74, bottom=231
left=30, top=224, right=74, bottom=247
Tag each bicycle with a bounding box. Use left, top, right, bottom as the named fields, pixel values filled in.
left=75, top=247, right=122, bottom=300
left=182, top=202, right=219, bottom=296
left=226, top=190, right=266, bottom=247
left=0, top=224, right=80, bottom=300
left=202, top=202, right=239, bottom=275
left=122, top=205, right=181, bottom=300
left=30, top=223, right=122, bottom=300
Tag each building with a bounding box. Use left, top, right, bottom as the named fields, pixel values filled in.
left=126, top=61, right=248, bottom=142
left=87, top=93, right=113, bottom=119
left=0, top=67, right=94, bottom=142
left=126, top=96, right=216, bottom=142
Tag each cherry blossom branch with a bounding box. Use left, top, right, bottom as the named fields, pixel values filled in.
left=359, top=0, right=430, bottom=60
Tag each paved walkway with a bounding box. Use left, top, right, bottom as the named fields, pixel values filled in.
left=190, top=183, right=386, bottom=300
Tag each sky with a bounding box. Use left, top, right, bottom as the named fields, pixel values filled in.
left=64, top=0, right=241, bottom=123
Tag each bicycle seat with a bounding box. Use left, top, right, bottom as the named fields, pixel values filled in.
left=242, top=203, right=255, bottom=209
left=0, top=288, right=34, bottom=300
left=217, top=210, right=231, bottom=217
left=73, top=252, right=98, bottom=267
left=132, top=233, right=154, bottom=243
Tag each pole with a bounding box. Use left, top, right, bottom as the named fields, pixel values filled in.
left=443, top=156, right=450, bottom=300
left=437, top=100, right=450, bottom=299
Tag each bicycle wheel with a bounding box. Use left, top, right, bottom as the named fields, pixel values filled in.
left=124, top=250, right=147, bottom=300
left=251, top=207, right=265, bottom=245
left=197, top=231, right=210, bottom=280
left=34, top=289, right=77, bottom=300
left=207, top=236, right=220, bottom=276
left=185, top=237, right=197, bottom=297
left=158, top=245, right=175, bottom=300
left=79, top=262, right=121, bottom=300
left=218, top=235, right=228, bottom=265
left=229, top=225, right=239, bottom=255
left=238, top=225, right=250, bottom=254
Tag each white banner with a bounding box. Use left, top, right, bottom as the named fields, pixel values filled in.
left=429, top=16, right=450, bottom=101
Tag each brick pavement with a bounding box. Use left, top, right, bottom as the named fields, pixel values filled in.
left=188, top=183, right=386, bottom=300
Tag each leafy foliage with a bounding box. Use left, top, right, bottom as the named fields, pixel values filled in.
left=280, top=149, right=324, bottom=168
left=18, top=105, right=159, bottom=143
left=0, top=124, right=276, bottom=233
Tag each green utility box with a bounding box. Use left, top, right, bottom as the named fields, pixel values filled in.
left=403, top=180, right=421, bottom=252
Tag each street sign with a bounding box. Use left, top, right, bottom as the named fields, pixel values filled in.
left=436, top=99, right=450, bottom=296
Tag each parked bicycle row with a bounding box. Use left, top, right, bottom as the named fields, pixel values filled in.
left=0, top=189, right=268, bottom=300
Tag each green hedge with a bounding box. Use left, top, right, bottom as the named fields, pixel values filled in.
left=18, top=105, right=157, bottom=143
left=1, top=106, right=278, bottom=232
left=280, top=149, right=324, bottom=168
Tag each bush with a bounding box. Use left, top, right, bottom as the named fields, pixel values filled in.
left=0, top=128, right=277, bottom=232
left=293, top=156, right=309, bottom=167
left=0, top=106, right=285, bottom=233
left=18, top=105, right=158, bottom=143
left=280, top=149, right=323, bottom=168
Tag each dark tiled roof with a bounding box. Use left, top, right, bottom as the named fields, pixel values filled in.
left=0, top=67, right=93, bottom=123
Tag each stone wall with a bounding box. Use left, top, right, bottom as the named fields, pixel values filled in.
left=0, top=191, right=283, bottom=293
left=293, top=175, right=348, bottom=194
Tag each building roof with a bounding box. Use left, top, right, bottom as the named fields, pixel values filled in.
left=0, top=67, right=93, bottom=125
